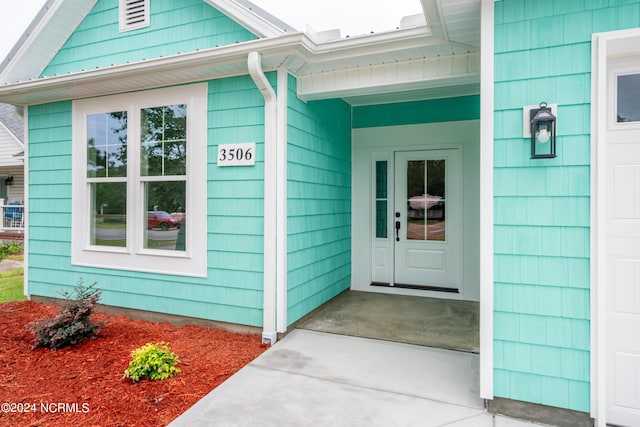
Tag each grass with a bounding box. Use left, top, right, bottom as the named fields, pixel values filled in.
left=0, top=267, right=25, bottom=304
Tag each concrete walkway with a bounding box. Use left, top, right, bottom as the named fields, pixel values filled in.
left=169, top=330, right=552, bottom=427
left=0, top=259, right=22, bottom=272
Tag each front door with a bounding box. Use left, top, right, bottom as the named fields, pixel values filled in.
left=392, top=149, right=461, bottom=290
left=605, top=56, right=640, bottom=426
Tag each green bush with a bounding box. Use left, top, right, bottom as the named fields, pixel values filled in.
left=0, top=241, right=22, bottom=260
left=123, top=342, right=180, bottom=382
left=27, top=279, right=102, bottom=350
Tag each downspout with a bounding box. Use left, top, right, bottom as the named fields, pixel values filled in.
left=248, top=51, right=278, bottom=345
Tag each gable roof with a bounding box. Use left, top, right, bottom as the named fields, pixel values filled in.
left=0, top=0, right=481, bottom=107
left=0, top=0, right=294, bottom=86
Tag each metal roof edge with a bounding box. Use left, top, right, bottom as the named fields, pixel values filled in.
left=203, top=0, right=296, bottom=38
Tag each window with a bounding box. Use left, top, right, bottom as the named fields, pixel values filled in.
left=617, top=73, right=640, bottom=123
left=72, top=84, right=207, bottom=277
left=119, top=0, right=150, bottom=32
left=375, top=160, right=388, bottom=239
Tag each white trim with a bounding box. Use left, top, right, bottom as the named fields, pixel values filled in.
left=71, top=84, right=208, bottom=277
left=22, top=104, right=29, bottom=299
left=479, top=0, right=495, bottom=400
left=591, top=31, right=607, bottom=427
left=276, top=67, right=288, bottom=333
left=591, top=27, right=640, bottom=427
left=204, top=0, right=289, bottom=38
left=248, top=51, right=278, bottom=345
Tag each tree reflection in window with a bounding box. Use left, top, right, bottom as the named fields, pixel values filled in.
left=87, top=112, right=127, bottom=178
left=141, top=105, right=187, bottom=176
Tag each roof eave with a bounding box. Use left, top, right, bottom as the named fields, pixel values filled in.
left=0, top=24, right=447, bottom=106
left=0, top=34, right=311, bottom=105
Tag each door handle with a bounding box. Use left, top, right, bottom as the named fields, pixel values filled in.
left=395, top=220, right=401, bottom=242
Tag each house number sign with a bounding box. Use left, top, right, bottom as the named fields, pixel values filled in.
left=217, top=143, right=256, bottom=166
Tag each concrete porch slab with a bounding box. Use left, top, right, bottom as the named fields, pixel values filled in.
left=169, top=330, right=551, bottom=426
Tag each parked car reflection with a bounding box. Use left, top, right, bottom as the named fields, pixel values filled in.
left=147, top=211, right=182, bottom=231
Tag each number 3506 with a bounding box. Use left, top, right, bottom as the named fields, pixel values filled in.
left=219, top=147, right=253, bottom=162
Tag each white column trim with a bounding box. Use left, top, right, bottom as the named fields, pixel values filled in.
left=479, top=0, right=495, bottom=400
left=276, top=67, right=288, bottom=333
left=23, top=104, right=29, bottom=299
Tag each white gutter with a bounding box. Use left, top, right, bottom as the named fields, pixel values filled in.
left=248, top=51, right=278, bottom=345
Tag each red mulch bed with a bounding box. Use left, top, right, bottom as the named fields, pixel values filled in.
left=0, top=301, right=268, bottom=426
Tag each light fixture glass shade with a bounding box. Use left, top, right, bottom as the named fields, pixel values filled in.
left=530, top=102, right=556, bottom=159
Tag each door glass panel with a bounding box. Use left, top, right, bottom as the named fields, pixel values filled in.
left=617, top=74, right=640, bottom=123
left=375, top=161, right=388, bottom=239
left=406, top=159, right=445, bottom=241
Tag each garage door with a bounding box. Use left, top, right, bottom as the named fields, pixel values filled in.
left=606, top=56, right=640, bottom=427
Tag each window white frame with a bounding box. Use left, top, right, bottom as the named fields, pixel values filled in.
left=119, top=0, right=150, bottom=32
left=72, top=84, right=208, bottom=277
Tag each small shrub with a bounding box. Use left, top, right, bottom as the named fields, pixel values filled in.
left=0, top=241, right=22, bottom=261
left=123, top=342, right=180, bottom=382
left=27, top=279, right=102, bottom=350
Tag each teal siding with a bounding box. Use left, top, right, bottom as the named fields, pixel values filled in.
left=352, top=95, right=480, bottom=128
left=287, top=75, right=351, bottom=324
left=27, top=75, right=268, bottom=327
left=42, top=0, right=256, bottom=77
left=493, top=0, right=640, bottom=412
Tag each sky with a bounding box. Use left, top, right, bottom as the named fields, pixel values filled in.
left=0, top=0, right=423, bottom=63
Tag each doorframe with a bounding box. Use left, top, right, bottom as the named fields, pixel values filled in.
left=591, top=27, right=640, bottom=427
left=351, top=121, right=479, bottom=301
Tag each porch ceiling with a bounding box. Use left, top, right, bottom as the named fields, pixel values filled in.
left=294, top=0, right=481, bottom=105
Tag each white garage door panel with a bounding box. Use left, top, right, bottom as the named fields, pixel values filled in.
left=614, top=352, right=640, bottom=410
left=606, top=56, right=640, bottom=426
left=612, top=163, right=640, bottom=219
left=613, top=258, right=640, bottom=314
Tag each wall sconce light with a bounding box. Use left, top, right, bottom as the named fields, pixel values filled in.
left=529, top=102, right=557, bottom=159
left=4, top=176, right=13, bottom=186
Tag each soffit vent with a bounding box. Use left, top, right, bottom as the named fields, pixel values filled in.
left=120, top=0, right=150, bottom=32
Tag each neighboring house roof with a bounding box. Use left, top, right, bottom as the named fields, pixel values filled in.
left=0, top=0, right=480, bottom=107
left=0, top=104, right=24, bottom=142
left=0, top=103, right=25, bottom=166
